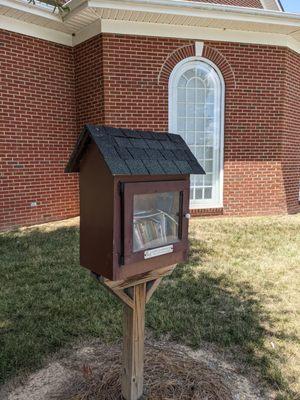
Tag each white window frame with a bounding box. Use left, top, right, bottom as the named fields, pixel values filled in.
left=168, top=56, right=225, bottom=209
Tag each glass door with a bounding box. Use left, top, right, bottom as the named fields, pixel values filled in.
left=121, top=180, right=189, bottom=265
left=133, top=191, right=180, bottom=252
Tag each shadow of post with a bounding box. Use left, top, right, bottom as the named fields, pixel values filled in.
left=147, top=237, right=297, bottom=399
left=0, top=227, right=298, bottom=399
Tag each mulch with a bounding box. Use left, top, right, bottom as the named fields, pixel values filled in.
left=66, top=344, right=232, bottom=400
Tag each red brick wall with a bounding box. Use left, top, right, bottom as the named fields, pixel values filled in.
left=0, top=30, right=78, bottom=230
left=188, top=0, right=262, bottom=8
left=207, top=42, right=287, bottom=216
left=102, top=35, right=183, bottom=131
left=74, top=34, right=104, bottom=130
left=101, top=34, right=289, bottom=216
left=1, top=30, right=299, bottom=230
left=282, top=50, right=300, bottom=214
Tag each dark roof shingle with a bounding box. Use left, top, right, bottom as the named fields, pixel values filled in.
left=66, top=124, right=205, bottom=176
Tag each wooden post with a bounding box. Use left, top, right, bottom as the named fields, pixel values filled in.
left=122, top=283, right=146, bottom=400
left=93, top=265, right=177, bottom=400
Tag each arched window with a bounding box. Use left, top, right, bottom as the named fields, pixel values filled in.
left=169, top=57, right=224, bottom=209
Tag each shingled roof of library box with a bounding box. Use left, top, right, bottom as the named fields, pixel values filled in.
left=66, top=125, right=205, bottom=175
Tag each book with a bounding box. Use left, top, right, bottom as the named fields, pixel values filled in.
left=133, top=209, right=179, bottom=252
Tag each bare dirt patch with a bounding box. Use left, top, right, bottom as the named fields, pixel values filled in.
left=18, top=217, right=79, bottom=233
left=0, top=338, right=273, bottom=400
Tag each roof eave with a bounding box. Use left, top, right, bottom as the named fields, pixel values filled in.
left=1, top=0, right=300, bottom=50
left=0, top=0, right=62, bottom=21
left=66, top=0, right=300, bottom=24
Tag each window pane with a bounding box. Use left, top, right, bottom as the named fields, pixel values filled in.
left=173, top=63, right=222, bottom=205
left=206, top=89, right=215, bottom=102
left=196, top=89, right=205, bottom=103
left=205, top=160, right=213, bottom=173
left=178, top=88, right=186, bottom=102
left=204, top=118, right=214, bottom=132
left=205, top=77, right=214, bottom=89
left=186, top=131, right=195, bottom=145
left=177, top=118, right=186, bottom=131
left=205, top=104, right=214, bottom=118
left=195, top=118, right=204, bottom=132
left=195, top=104, right=204, bottom=118
left=187, top=118, right=195, bottom=131
left=204, top=188, right=212, bottom=199
left=196, top=68, right=207, bottom=80
left=195, top=175, right=204, bottom=186
left=133, top=192, right=180, bottom=252
left=205, top=135, right=214, bottom=146
left=195, top=188, right=203, bottom=199
left=187, top=106, right=196, bottom=118
left=196, top=146, right=204, bottom=160
left=178, top=76, right=187, bottom=87
left=187, top=78, right=197, bottom=90
left=178, top=103, right=186, bottom=117
left=204, top=173, right=213, bottom=186
left=205, top=147, right=213, bottom=160
left=190, top=146, right=197, bottom=158
left=184, top=69, right=196, bottom=80
left=187, top=89, right=196, bottom=103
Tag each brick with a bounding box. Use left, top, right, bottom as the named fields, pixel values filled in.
left=0, top=29, right=299, bottom=230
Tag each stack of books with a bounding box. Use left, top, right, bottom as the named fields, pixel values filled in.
left=133, top=209, right=178, bottom=252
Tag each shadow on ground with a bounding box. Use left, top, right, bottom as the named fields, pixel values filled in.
left=148, top=238, right=298, bottom=399
left=0, top=226, right=297, bottom=399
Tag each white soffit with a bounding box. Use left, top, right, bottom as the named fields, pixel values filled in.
left=260, top=0, right=282, bottom=11
left=99, top=19, right=300, bottom=53
left=0, top=14, right=72, bottom=44
left=0, top=0, right=300, bottom=53
left=0, top=0, right=73, bottom=34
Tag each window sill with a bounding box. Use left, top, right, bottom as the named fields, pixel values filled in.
left=190, top=202, right=223, bottom=210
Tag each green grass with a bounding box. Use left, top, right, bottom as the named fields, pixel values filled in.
left=0, top=216, right=299, bottom=399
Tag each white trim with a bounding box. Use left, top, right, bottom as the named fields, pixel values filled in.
left=0, top=0, right=300, bottom=52
left=0, top=0, right=60, bottom=20
left=195, top=41, right=204, bottom=56
left=0, top=15, right=72, bottom=45
left=85, top=0, right=299, bottom=22
left=168, top=56, right=225, bottom=210
left=1, top=15, right=300, bottom=53
left=260, top=0, right=283, bottom=11
left=100, top=20, right=300, bottom=54
left=72, top=19, right=101, bottom=46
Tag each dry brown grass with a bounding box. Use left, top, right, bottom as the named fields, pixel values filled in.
left=62, top=344, right=233, bottom=400
left=1, top=214, right=299, bottom=399
left=189, top=215, right=300, bottom=399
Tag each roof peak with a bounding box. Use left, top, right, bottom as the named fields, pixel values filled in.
left=66, top=125, right=205, bottom=176
left=185, top=0, right=283, bottom=11
left=188, top=0, right=263, bottom=10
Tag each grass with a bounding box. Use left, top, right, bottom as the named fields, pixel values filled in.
left=0, top=216, right=299, bottom=399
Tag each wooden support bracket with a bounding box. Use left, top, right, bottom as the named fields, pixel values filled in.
left=94, top=264, right=176, bottom=400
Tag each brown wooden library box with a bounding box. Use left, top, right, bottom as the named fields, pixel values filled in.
left=66, top=125, right=205, bottom=281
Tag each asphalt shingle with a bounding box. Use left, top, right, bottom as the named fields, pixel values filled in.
left=143, top=160, right=165, bottom=175
left=125, top=159, right=149, bottom=175
left=65, top=124, right=205, bottom=176
left=114, top=137, right=132, bottom=148
left=159, top=161, right=181, bottom=174
left=103, top=157, right=131, bottom=175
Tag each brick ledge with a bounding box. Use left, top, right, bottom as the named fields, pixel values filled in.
left=190, top=208, right=224, bottom=217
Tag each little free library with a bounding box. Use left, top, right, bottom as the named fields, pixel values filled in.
left=66, top=124, right=205, bottom=399
left=1, top=0, right=300, bottom=231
